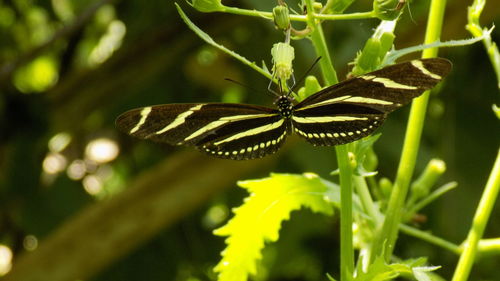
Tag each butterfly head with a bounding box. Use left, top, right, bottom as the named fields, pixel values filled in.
left=275, top=95, right=294, bottom=118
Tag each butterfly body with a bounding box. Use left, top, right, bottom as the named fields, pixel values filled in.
left=116, top=58, right=452, bottom=160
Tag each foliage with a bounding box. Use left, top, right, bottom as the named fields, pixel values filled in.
left=177, top=1, right=500, bottom=281
left=0, top=0, right=499, bottom=281
left=213, top=173, right=335, bottom=281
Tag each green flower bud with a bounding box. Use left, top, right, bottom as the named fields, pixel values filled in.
left=411, top=159, right=446, bottom=200
left=271, top=43, right=295, bottom=81
left=374, top=0, right=403, bottom=20
left=358, top=38, right=382, bottom=72
left=350, top=21, right=395, bottom=76
left=297, top=75, right=321, bottom=101
left=379, top=177, right=393, bottom=199
left=191, top=0, right=224, bottom=12
left=379, top=32, right=395, bottom=55
left=273, top=5, right=290, bottom=30
left=363, top=147, right=378, bottom=171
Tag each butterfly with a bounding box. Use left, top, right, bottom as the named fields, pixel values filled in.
left=116, top=58, right=451, bottom=160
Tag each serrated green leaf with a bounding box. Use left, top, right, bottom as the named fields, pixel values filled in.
left=354, top=255, right=399, bottom=281
left=213, top=173, right=335, bottom=281
left=412, top=266, right=442, bottom=281
left=348, top=134, right=380, bottom=176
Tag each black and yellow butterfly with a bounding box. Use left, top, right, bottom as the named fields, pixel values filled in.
left=116, top=58, right=451, bottom=160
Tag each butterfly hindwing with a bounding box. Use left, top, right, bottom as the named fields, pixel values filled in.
left=115, top=103, right=287, bottom=160
left=291, top=103, right=386, bottom=146
left=199, top=114, right=289, bottom=160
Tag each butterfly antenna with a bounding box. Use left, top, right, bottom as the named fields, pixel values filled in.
left=289, top=56, right=322, bottom=95
left=224, top=78, right=269, bottom=96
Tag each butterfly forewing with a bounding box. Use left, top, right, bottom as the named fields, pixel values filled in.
left=291, top=58, right=451, bottom=145
left=115, top=103, right=287, bottom=160
left=295, top=58, right=452, bottom=113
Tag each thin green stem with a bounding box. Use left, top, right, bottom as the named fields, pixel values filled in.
left=222, top=6, right=376, bottom=22
left=176, top=4, right=273, bottom=80
left=452, top=149, right=500, bottom=281
left=466, top=0, right=500, bottom=89
left=304, top=5, right=338, bottom=85
left=405, top=182, right=457, bottom=220
left=316, top=11, right=377, bottom=21
left=354, top=175, right=382, bottom=227
left=303, top=1, right=352, bottom=280
left=371, top=0, right=448, bottom=262
left=399, top=224, right=461, bottom=254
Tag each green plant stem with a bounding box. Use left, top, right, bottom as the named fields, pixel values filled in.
left=466, top=0, right=500, bottom=89
left=478, top=238, right=500, bottom=254
left=399, top=224, right=461, bottom=254
left=336, top=147, right=354, bottom=281
left=371, top=0, right=448, bottom=262
left=304, top=6, right=338, bottom=85
left=452, top=149, right=500, bottom=281
left=303, top=1, right=352, bottom=280
left=222, top=6, right=376, bottom=22
left=405, top=181, right=457, bottom=220
left=354, top=175, right=382, bottom=227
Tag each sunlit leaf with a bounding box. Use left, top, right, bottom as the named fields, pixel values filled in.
left=213, top=173, right=335, bottom=281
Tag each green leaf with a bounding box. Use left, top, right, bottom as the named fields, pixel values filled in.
left=412, top=266, right=442, bottom=281
left=213, top=173, right=335, bottom=281
left=385, top=30, right=491, bottom=64
left=347, top=134, right=380, bottom=177
left=354, top=255, right=399, bottom=281
left=373, top=0, right=402, bottom=21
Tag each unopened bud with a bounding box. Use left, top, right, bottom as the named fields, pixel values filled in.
left=273, top=5, right=290, bottom=30
left=191, top=0, right=224, bottom=12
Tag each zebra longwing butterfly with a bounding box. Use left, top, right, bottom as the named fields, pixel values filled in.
left=116, top=58, right=451, bottom=160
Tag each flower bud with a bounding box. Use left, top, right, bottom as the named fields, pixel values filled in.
left=297, top=75, right=321, bottom=101
left=191, top=0, right=224, bottom=12
left=273, top=5, right=290, bottom=30
left=411, top=159, right=446, bottom=200
left=374, top=0, right=402, bottom=20
left=271, top=43, right=295, bottom=81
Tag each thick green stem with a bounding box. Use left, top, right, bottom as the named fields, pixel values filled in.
left=452, top=149, right=500, bottom=281
left=371, top=0, right=448, bottom=262
left=304, top=1, right=352, bottom=280
left=337, top=147, right=354, bottom=280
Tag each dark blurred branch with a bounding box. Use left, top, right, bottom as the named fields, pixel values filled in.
left=0, top=0, right=116, bottom=86
left=3, top=151, right=275, bottom=281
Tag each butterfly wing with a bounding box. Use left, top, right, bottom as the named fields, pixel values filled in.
left=292, top=58, right=452, bottom=146
left=116, top=103, right=288, bottom=160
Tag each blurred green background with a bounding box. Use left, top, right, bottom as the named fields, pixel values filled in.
left=0, top=0, right=499, bottom=280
